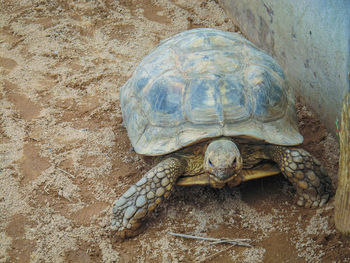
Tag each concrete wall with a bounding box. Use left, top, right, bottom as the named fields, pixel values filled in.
left=219, top=0, right=350, bottom=135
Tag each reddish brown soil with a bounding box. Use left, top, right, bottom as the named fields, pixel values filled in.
left=1, top=0, right=349, bottom=262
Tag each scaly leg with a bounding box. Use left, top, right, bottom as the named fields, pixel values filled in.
left=111, top=157, right=185, bottom=239
left=266, top=146, right=333, bottom=208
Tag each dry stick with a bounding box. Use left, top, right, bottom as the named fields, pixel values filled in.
left=58, top=168, right=75, bottom=178
left=168, top=232, right=252, bottom=247
left=43, top=183, right=50, bottom=194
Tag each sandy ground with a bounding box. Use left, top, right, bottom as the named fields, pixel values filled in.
left=0, top=0, right=349, bottom=262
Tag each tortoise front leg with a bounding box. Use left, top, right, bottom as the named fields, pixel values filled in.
left=111, top=157, right=185, bottom=239
left=266, top=146, right=333, bottom=208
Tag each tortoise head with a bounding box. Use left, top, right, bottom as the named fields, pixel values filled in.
left=204, top=138, right=243, bottom=187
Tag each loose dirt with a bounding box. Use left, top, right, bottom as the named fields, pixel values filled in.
left=1, top=0, right=349, bottom=262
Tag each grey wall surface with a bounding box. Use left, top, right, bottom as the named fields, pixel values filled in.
left=219, top=0, right=350, bottom=135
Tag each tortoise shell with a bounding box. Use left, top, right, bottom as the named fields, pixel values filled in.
left=120, top=28, right=303, bottom=155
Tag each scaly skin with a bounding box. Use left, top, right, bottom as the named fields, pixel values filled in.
left=112, top=139, right=333, bottom=239
left=111, top=157, right=185, bottom=239
left=265, top=145, right=333, bottom=208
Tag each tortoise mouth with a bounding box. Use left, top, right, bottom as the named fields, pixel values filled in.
left=176, top=172, right=242, bottom=188
left=208, top=173, right=239, bottom=184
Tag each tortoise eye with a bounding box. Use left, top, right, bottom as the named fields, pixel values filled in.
left=208, top=159, right=213, bottom=167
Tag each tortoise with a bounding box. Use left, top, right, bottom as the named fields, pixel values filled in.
left=112, top=28, right=332, bottom=239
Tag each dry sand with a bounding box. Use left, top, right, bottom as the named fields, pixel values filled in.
left=0, top=0, right=349, bottom=262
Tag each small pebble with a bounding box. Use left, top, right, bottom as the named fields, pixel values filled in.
left=297, top=199, right=304, bottom=206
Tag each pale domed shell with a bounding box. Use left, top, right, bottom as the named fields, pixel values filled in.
left=120, top=28, right=303, bottom=156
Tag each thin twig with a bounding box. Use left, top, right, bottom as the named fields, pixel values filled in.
left=58, top=168, right=75, bottom=178
left=210, top=240, right=238, bottom=245
left=168, top=232, right=252, bottom=247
